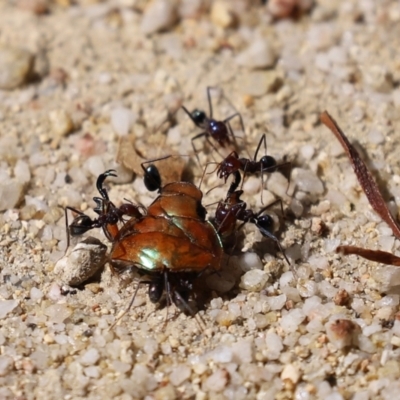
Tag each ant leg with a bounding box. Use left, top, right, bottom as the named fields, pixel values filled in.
left=64, top=206, right=91, bottom=251
left=109, top=279, right=148, bottom=330
left=140, top=155, right=172, bottom=173
left=254, top=136, right=267, bottom=204
left=224, top=114, right=246, bottom=154
left=192, top=132, right=224, bottom=163
left=255, top=199, right=289, bottom=265
left=255, top=221, right=290, bottom=266
left=223, top=112, right=245, bottom=136
left=191, top=131, right=208, bottom=164
left=254, top=134, right=267, bottom=161
left=96, top=169, right=117, bottom=200
left=226, top=121, right=239, bottom=152
left=229, top=171, right=242, bottom=194
left=262, top=161, right=293, bottom=199
left=206, top=86, right=216, bottom=118
left=198, top=161, right=216, bottom=191
left=163, top=271, right=174, bottom=325
left=64, top=207, right=76, bottom=251
left=204, top=135, right=225, bottom=161
left=256, top=198, right=284, bottom=218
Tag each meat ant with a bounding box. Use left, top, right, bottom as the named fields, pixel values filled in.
left=216, top=134, right=291, bottom=203
left=65, top=169, right=144, bottom=247
left=181, top=86, right=245, bottom=160
left=213, top=171, right=290, bottom=265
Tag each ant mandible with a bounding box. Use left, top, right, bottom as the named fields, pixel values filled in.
left=65, top=169, right=144, bottom=247
left=213, top=171, right=290, bottom=265
left=181, top=86, right=245, bottom=159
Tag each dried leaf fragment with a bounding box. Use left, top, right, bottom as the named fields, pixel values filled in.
left=320, top=111, right=400, bottom=239
left=116, top=135, right=186, bottom=185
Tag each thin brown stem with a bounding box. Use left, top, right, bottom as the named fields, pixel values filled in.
left=337, top=246, right=400, bottom=266
left=320, top=111, right=400, bottom=239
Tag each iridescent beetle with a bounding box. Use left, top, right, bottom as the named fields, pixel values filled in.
left=109, top=160, right=224, bottom=314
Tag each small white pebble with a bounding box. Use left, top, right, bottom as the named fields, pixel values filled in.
left=210, top=1, right=236, bottom=28
left=268, top=294, right=286, bottom=311
left=47, top=282, right=62, bottom=301
left=292, top=168, right=324, bottom=195
left=0, top=355, right=14, bottom=377
left=44, top=304, right=72, bottom=324
left=84, top=366, right=100, bottom=379
left=0, top=180, right=24, bottom=212
left=169, top=364, right=191, bottom=386
left=0, top=300, right=19, bottom=319
left=80, top=348, right=100, bottom=366
left=242, top=176, right=261, bottom=195
left=279, top=271, right=295, bottom=287
left=240, top=269, right=269, bottom=291
left=110, top=107, right=136, bottom=136
left=231, top=340, right=253, bottom=363
left=326, top=393, right=344, bottom=400
left=208, top=345, right=233, bottom=363
left=112, top=360, right=131, bottom=374
left=297, top=279, right=318, bottom=298
left=14, top=160, right=31, bottom=184
left=235, top=39, right=276, bottom=69
left=166, top=125, right=181, bottom=145
left=281, top=363, right=301, bottom=384
left=30, top=287, right=43, bottom=301
left=84, top=156, right=105, bottom=178
left=203, top=369, right=228, bottom=392
left=49, top=109, right=74, bottom=138
left=362, top=324, right=382, bottom=337
left=144, top=338, right=159, bottom=356
left=239, top=252, right=263, bottom=272
left=280, top=309, right=306, bottom=333
left=141, top=0, right=178, bottom=35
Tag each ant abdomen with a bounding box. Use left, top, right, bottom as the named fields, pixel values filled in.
left=256, top=214, right=275, bottom=235
left=143, top=164, right=162, bottom=192
left=260, top=155, right=277, bottom=172
left=69, top=214, right=94, bottom=236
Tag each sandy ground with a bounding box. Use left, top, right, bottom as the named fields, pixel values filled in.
left=1, top=1, right=400, bottom=399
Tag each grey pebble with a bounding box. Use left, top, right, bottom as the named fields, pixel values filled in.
left=54, top=237, right=108, bottom=286
left=0, top=46, right=34, bottom=90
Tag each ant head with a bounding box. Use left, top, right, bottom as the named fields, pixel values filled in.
left=69, top=214, right=94, bottom=236
left=191, top=109, right=207, bottom=125
left=144, top=164, right=162, bottom=192
left=257, top=214, right=274, bottom=235
left=260, top=155, right=277, bottom=171
left=148, top=280, right=163, bottom=304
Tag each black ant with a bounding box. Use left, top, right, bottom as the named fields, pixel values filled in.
left=213, top=171, right=290, bottom=265
left=216, top=134, right=291, bottom=203
left=65, top=170, right=144, bottom=247
left=181, top=86, right=245, bottom=159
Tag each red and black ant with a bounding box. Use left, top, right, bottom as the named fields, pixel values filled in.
left=65, top=169, right=144, bottom=246
left=181, top=86, right=245, bottom=159
left=213, top=171, right=290, bottom=265
left=216, top=134, right=291, bottom=203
